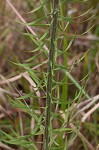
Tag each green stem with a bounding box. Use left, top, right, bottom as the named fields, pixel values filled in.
left=44, top=1, right=59, bottom=150
left=62, top=36, right=68, bottom=111
left=60, top=1, right=68, bottom=111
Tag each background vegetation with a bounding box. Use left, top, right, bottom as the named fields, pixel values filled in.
left=0, top=0, right=99, bottom=150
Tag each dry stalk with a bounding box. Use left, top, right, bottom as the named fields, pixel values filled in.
left=0, top=142, right=15, bottom=150
left=59, top=110, right=95, bottom=150
left=82, top=102, right=99, bottom=122
left=72, top=94, right=99, bottom=119
left=0, top=60, right=48, bottom=85
left=69, top=123, right=95, bottom=150
left=6, top=0, right=48, bottom=51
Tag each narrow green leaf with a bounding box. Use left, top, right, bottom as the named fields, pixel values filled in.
left=29, top=0, right=48, bottom=13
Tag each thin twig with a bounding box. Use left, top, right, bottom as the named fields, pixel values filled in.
left=82, top=102, right=99, bottom=122
left=77, top=94, right=99, bottom=114
left=72, top=94, right=99, bottom=119
left=77, top=94, right=99, bottom=109
left=0, top=142, right=15, bottom=150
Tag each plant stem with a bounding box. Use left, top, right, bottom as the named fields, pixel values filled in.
left=44, top=0, right=59, bottom=149
left=60, top=1, right=68, bottom=111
